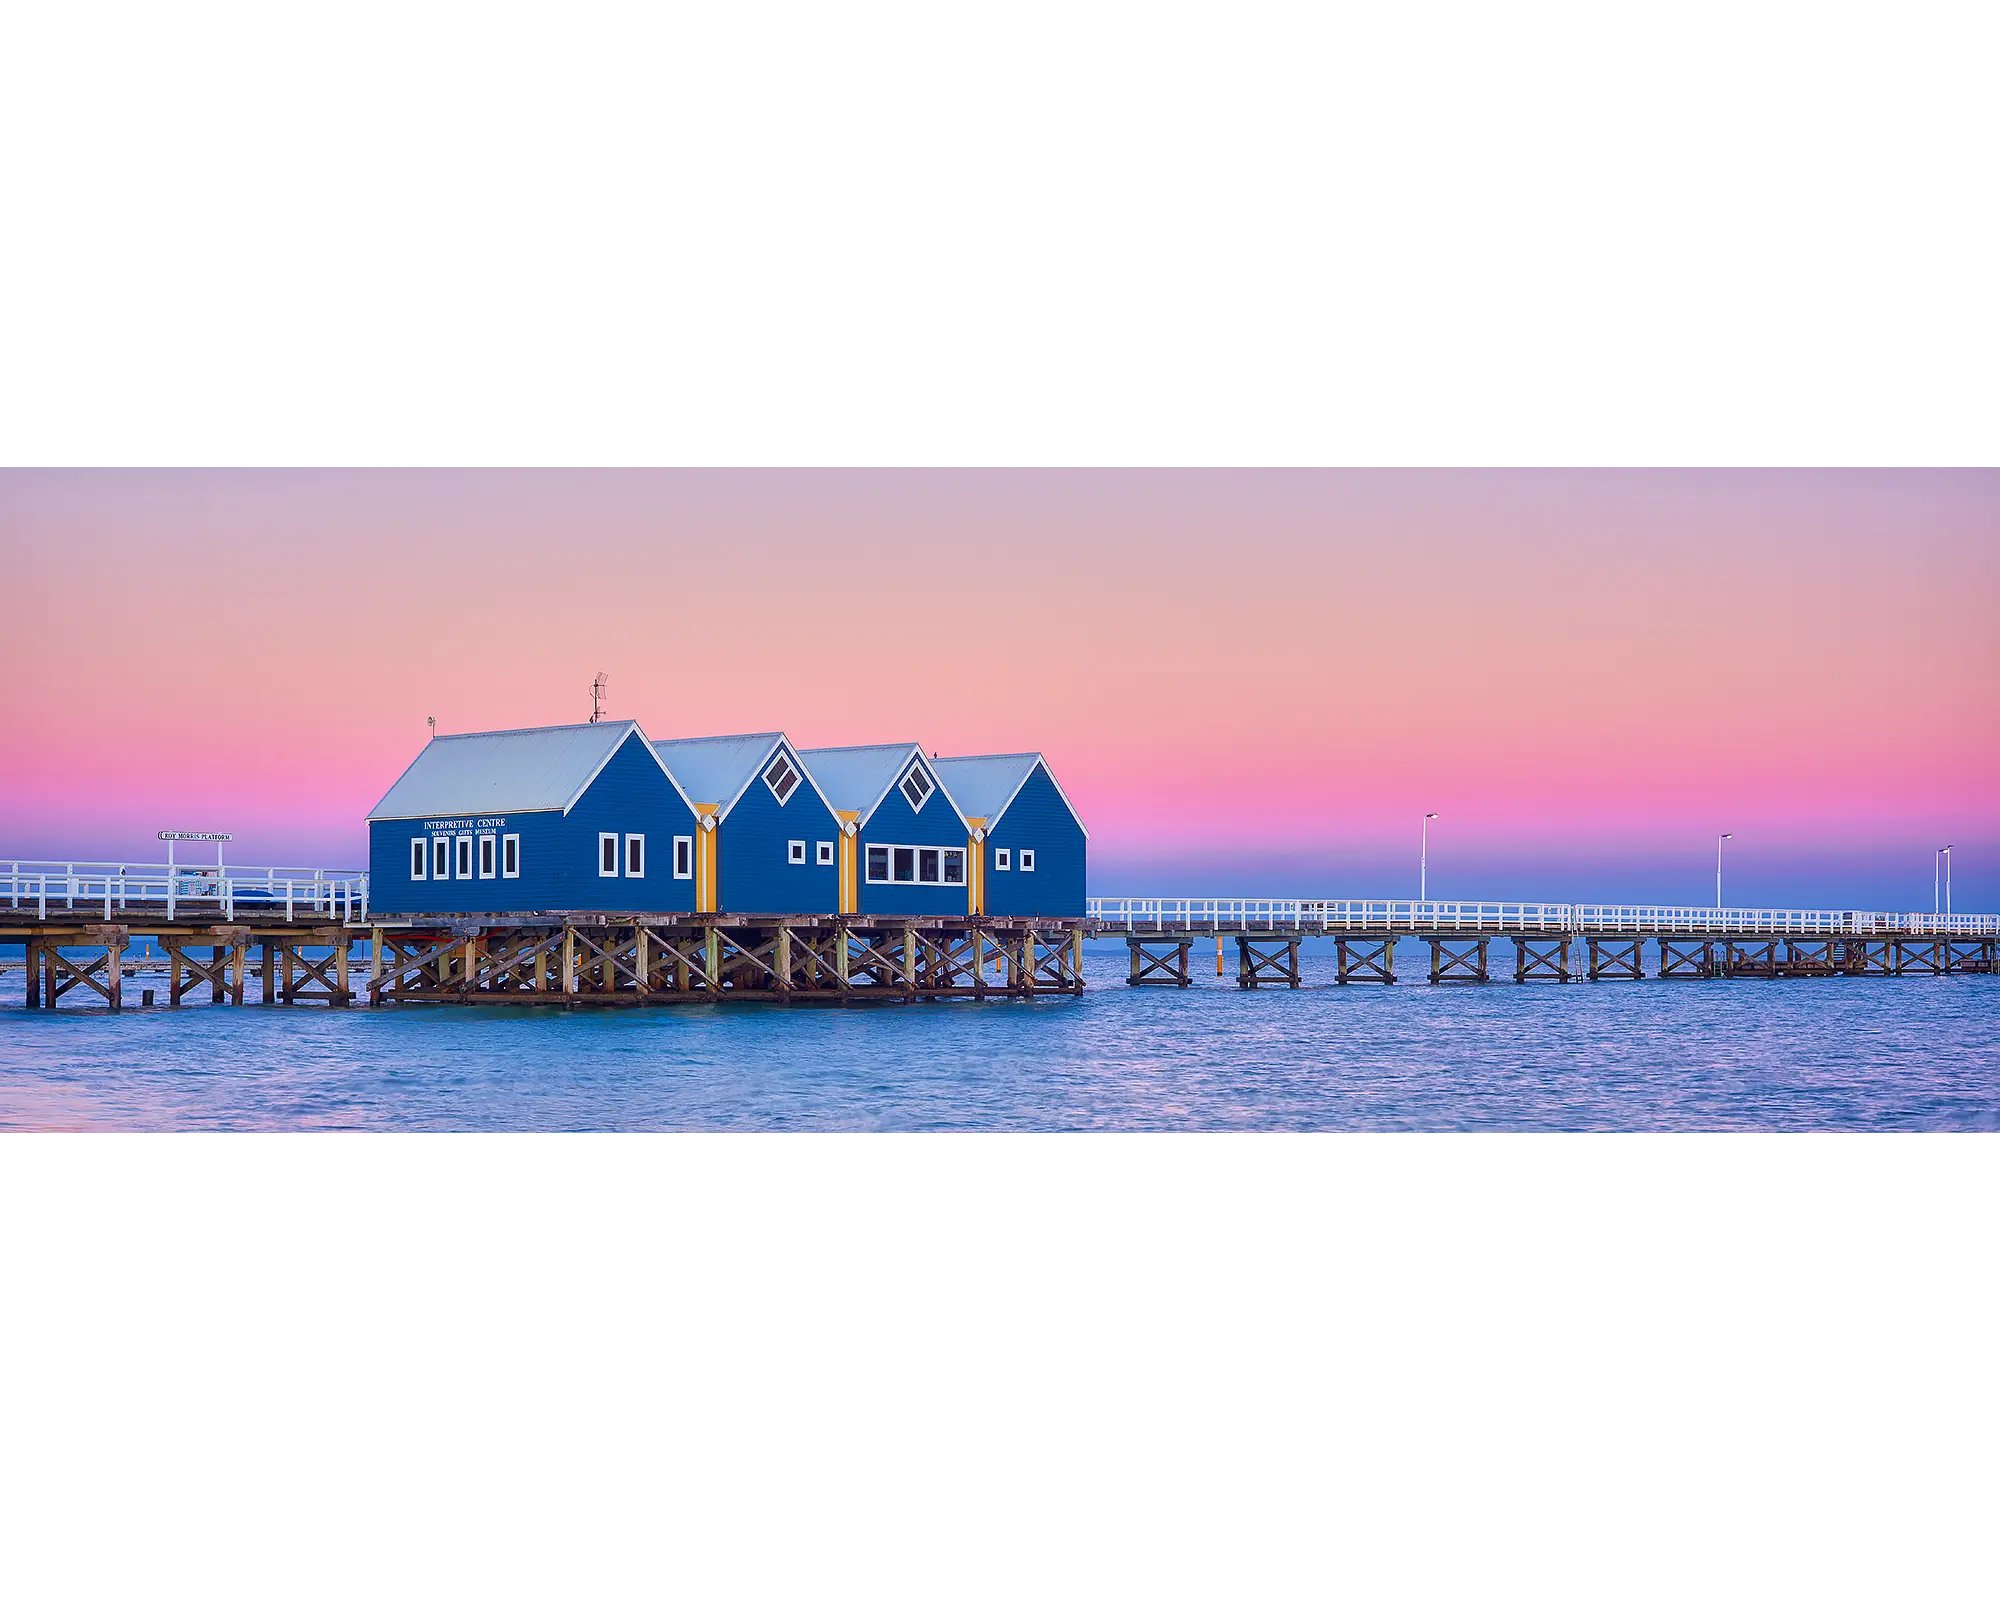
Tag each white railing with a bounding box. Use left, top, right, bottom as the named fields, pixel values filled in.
left=1086, top=898, right=2000, bottom=937
left=3, top=860, right=370, bottom=924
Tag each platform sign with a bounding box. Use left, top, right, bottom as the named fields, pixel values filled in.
left=158, top=831, right=233, bottom=842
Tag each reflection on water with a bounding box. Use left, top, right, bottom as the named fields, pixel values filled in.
left=1, top=940, right=1996, bottom=1131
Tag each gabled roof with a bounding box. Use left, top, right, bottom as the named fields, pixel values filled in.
left=933, top=753, right=1090, bottom=839
left=796, top=743, right=964, bottom=829
left=367, top=720, right=689, bottom=821
left=651, top=732, right=834, bottom=821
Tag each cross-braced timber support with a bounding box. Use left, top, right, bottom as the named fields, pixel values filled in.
left=1944, top=937, right=1998, bottom=974
left=1128, top=937, right=1192, bottom=987
left=1587, top=937, right=1646, bottom=980
left=1512, top=936, right=1572, bottom=982
left=1424, top=937, right=1489, bottom=983
left=1891, top=938, right=1945, bottom=976
left=1656, top=938, right=1716, bottom=978
left=1236, top=936, right=1301, bottom=989
left=1334, top=937, right=1396, bottom=983
left=1781, top=939, right=1842, bottom=977
left=1720, top=939, right=1784, bottom=979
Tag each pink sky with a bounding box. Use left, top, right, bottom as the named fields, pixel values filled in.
left=2, top=471, right=1993, bottom=894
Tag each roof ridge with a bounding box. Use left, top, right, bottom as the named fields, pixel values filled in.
left=432, top=719, right=632, bottom=741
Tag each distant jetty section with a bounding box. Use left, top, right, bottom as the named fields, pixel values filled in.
left=4, top=859, right=1997, bottom=1009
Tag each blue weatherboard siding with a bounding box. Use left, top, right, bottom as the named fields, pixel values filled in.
left=984, top=763, right=1086, bottom=917
left=368, top=732, right=699, bottom=915
left=717, top=763, right=840, bottom=914
left=857, top=776, right=972, bottom=915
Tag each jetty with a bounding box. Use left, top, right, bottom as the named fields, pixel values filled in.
left=3, top=858, right=1995, bottom=1008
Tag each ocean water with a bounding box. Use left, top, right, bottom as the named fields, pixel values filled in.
left=1, top=939, right=1996, bottom=1131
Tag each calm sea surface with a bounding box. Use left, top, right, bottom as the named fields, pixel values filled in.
left=2, top=940, right=1995, bottom=1131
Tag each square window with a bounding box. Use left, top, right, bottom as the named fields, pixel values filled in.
left=600, top=833, right=620, bottom=877
left=478, top=834, right=496, bottom=879
left=900, top=764, right=933, bottom=811
left=995, top=848, right=1011, bottom=871
left=787, top=839, right=807, bottom=865
left=942, top=848, right=964, bottom=885
left=918, top=848, right=940, bottom=883
left=432, top=837, right=450, bottom=878
left=764, top=753, right=800, bottom=803
left=866, top=845, right=890, bottom=882
left=816, top=840, right=834, bottom=866
left=893, top=847, right=915, bottom=883
left=626, top=834, right=645, bottom=878
left=456, top=836, right=474, bottom=879
left=502, top=835, right=520, bottom=878
left=673, top=836, right=694, bottom=879
left=410, top=839, right=427, bottom=880
left=1019, top=849, right=1036, bottom=873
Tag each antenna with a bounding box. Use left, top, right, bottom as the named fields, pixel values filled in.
left=427, top=715, right=436, bottom=739
left=590, top=672, right=608, bottom=724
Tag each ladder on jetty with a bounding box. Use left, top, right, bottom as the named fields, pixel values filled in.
left=1087, top=898, right=2000, bottom=988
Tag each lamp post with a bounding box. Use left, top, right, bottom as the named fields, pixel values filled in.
left=1421, top=813, right=1439, bottom=902
left=1716, top=833, right=1732, bottom=911
left=1937, top=845, right=1952, bottom=918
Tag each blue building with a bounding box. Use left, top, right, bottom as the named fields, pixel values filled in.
left=796, top=744, right=972, bottom=915
left=651, top=732, right=842, bottom=914
left=366, top=721, right=700, bottom=915
left=933, top=754, right=1088, bottom=917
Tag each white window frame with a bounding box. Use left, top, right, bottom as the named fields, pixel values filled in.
left=478, top=833, right=497, bottom=879
left=899, top=762, right=934, bottom=812
left=456, top=835, right=474, bottom=880
left=787, top=839, right=807, bottom=865
left=409, top=838, right=427, bottom=880
left=432, top=836, right=451, bottom=878
left=599, top=832, right=620, bottom=878
left=816, top=840, right=834, bottom=866
left=994, top=848, right=1011, bottom=871
left=865, top=842, right=968, bottom=888
left=502, top=834, right=520, bottom=879
left=1019, top=848, right=1036, bottom=873
left=625, top=834, right=646, bottom=878
left=763, top=753, right=801, bottom=805
left=673, top=836, right=694, bottom=880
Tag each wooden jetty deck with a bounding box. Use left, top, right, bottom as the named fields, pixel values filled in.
left=1090, top=898, right=2000, bottom=987
left=5, top=861, right=1995, bottom=1007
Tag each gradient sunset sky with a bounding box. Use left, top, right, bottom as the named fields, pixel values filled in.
left=3, top=470, right=1993, bottom=907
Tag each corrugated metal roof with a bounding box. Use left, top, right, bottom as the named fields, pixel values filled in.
left=652, top=732, right=784, bottom=808
left=367, top=721, right=646, bottom=820
left=797, top=742, right=933, bottom=821
left=932, top=753, right=1040, bottom=823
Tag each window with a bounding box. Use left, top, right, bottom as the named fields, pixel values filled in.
left=866, top=845, right=890, bottom=882
left=673, top=836, right=694, bottom=879
left=456, top=835, right=474, bottom=879
left=763, top=753, right=800, bottom=804
left=900, top=763, right=933, bottom=811
left=478, top=834, right=496, bottom=879
left=816, top=840, right=834, bottom=866
left=432, top=837, right=451, bottom=878
left=626, top=834, right=646, bottom=878
left=788, top=840, right=807, bottom=865
left=918, top=848, right=940, bottom=883
left=1019, top=849, right=1036, bottom=873
left=502, top=835, right=520, bottom=878
left=410, top=839, right=427, bottom=880
left=995, top=848, right=1011, bottom=871
left=942, top=848, right=965, bottom=885
left=893, top=847, right=916, bottom=882
left=600, top=832, right=620, bottom=877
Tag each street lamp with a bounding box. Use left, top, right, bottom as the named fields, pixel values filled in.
left=1937, top=845, right=1952, bottom=917
left=1716, top=833, right=1732, bottom=911
left=1421, top=814, right=1439, bottom=902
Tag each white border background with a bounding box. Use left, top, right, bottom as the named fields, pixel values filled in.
left=3, top=2, right=1996, bottom=1595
